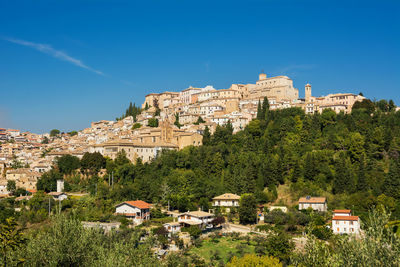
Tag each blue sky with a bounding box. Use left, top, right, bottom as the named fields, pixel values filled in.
left=1, top=0, right=399, bottom=133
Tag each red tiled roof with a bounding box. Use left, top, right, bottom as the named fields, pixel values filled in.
left=333, top=209, right=351, bottom=213
left=332, top=216, right=359, bottom=221
left=121, top=200, right=151, bottom=209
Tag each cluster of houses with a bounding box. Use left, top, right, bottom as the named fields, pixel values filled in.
left=141, top=72, right=365, bottom=134
left=113, top=193, right=360, bottom=236
left=0, top=72, right=368, bottom=197
left=298, top=196, right=360, bottom=235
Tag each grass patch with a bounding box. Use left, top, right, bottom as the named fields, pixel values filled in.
left=186, top=236, right=255, bottom=264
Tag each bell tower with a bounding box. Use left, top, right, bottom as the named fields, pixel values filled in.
left=305, top=83, right=312, bottom=103
left=259, top=72, right=267, bottom=81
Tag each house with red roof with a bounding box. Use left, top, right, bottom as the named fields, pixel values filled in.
left=115, top=200, right=151, bottom=225
left=332, top=209, right=360, bottom=235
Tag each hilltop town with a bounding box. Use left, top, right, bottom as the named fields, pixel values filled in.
left=1, top=72, right=399, bottom=265
left=0, top=72, right=367, bottom=193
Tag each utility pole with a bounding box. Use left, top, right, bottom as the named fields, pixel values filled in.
left=108, top=174, right=111, bottom=187
left=48, top=197, right=51, bottom=216
left=112, top=171, right=114, bottom=188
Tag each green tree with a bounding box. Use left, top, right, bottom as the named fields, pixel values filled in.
left=257, top=99, right=264, bottom=120
left=50, top=129, right=60, bottom=137
left=36, top=169, right=63, bottom=192
left=80, top=152, right=106, bottom=175
left=132, top=123, right=141, bottom=130
left=202, top=126, right=211, bottom=145
left=194, top=116, right=205, bottom=125
left=56, top=154, right=80, bottom=175
left=333, top=153, right=355, bottom=194
left=68, top=131, right=78, bottom=136
left=185, top=226, right=202, bottom=239
left=41, top=136, right=49, bottom=144
left=6, top=181, right=16, bottom=195
left=174, top=113, right=182, bottom=128
left=0, top=217, right=26, bottom=266
left=148, top=118, right=159, bottom=127
left=262, top=96, right=270, bottom=120
left=265, top=231, right=294, bottom=262
left=383, top=157, right=400, bottom=199
left=239, top=193, right=257, bottom=224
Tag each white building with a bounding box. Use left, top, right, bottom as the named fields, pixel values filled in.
left=115, top=200, right=151, bottom=225
left=177, top=210, right=214, bottom=228
left=212, top=193, right=240, bottom=210
left=298, top=196, right=327, bottom=212
left=163, top=221, right=181, bottom=235
left=332, top=209, right=361, bottom=235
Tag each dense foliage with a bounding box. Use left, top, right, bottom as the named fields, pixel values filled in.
left=75, top=100, right=400, bottom=222
left=116, top=102, right=142, bottom=121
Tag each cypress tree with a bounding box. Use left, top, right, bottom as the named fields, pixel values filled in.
left=262, top=96, right=270, bottom=121
left=202, top=126, right=211, bottom=146
left=257, top=100, right=263, bottom=120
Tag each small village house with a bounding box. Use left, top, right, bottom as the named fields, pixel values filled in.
left=115, top=200, right=151, bottom=225
left=177, top=210, right=214, bottom=228
left=332, top=209, right=361, bottom=235
left=212, top=193, right=240, bottom=212
left=298, top=196, right=327, bottom=212
left=163, top=221, right=181, bottom=235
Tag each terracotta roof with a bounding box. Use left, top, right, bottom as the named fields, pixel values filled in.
left=120, top=200, right=151, bottom=209
left=299, top=197, right=326, bottom=204
left=332, top=216, right=359, bottom=221
left=213, top=193, right=240, bottom=200
left=333, top=209, right=351, bottom=213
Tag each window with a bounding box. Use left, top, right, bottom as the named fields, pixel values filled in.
left=344, top=228, right=346, bottom=232
left=336, top=221, right=339, bottom=224
left=350, top=221, right=353, bottom=225
left=351, top=228, right=354, bottom=232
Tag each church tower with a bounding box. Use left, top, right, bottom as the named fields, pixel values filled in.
left=259, top=72, right=267, bottom=81
left=305, top=83, right=312, bottom=103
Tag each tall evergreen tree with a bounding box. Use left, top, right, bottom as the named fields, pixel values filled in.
left=262, top=96, right=270, bottom=121
left=257, top=100, right=263, bottom=120
left=202, top=126, right=211, bottom=145
left=356, top=154, right=367, bottom=191
left=383, top=157, right=400, bottom=199
left=333, top=153, right=354, bottom=194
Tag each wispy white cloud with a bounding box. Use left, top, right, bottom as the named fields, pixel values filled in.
left=2, top=36, right=106, bottom=76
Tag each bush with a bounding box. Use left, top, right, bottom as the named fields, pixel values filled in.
left=264, top=210, right=289, bottom=225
